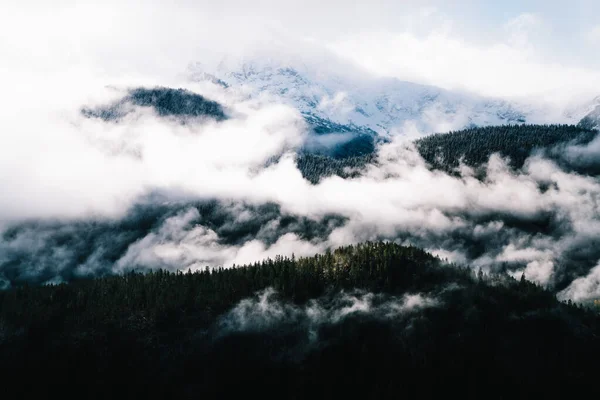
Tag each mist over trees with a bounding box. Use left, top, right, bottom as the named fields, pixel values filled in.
left=296, top=153, right=375, bottom=183
left=81, top=87, right=227, bottom=122
left=0, top=200, right=346, bottom=287
left=415, top=124, right=597, bottom=175
left=297, top=124, right=598, bottom=183
left=2, top=85, right=600, bottom=400
left=1, top=242, right=598, bottom=398
left=3, top=122, right=600, bottom=296
left=81, top=87, right=599, bottom=185
left=4, top=2, right=600, bottom=397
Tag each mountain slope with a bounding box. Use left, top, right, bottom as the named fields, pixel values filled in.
left=297, top=124, right=598, bottom=183
left=188, top=59, right=559, bottom=136
left=578, top=103, right=600, bottom=130
left=82, top=87, right=227, bottom=122
left=415, top=124, right=598, bottom=174
left=1, top=242, right=599, bottom=398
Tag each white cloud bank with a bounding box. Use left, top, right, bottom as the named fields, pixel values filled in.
left=329, top=28, right=600, bottom=103
left=2, top=1, right=600, bottom=300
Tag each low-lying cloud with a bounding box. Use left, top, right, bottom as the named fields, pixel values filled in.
left=217, top=287, right=439, bottom=344
left=2, top=1, right=600, bottom=304
left=2, top=113, right=600, bottom=302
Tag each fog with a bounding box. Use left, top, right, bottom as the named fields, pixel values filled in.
left=1, top=1, right=600, bottom=303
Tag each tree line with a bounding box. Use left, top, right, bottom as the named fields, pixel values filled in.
left=1, top=241, right=599, bottom=398
left=297, top=124, right=598, bottom=183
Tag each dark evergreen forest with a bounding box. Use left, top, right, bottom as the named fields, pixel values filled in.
left=82, top=88, right=599, bottom=184
left=296, top=124, right=598, bottom=182
left=415, top=124, right=597, bottom=174
left=2, top=115, right=600, bottom=398
left=1, top=242, right=599, bottom=399
left=81, top=87, right=227, bottom=122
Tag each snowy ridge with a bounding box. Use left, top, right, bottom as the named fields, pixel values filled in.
left=574, top=96, right=600, bottom=130
left=186, top=56, right=583, bottom=138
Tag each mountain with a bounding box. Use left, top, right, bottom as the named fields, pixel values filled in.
left=578, top=97, right=600, bottom=130
left=297, top=124, right=598, bottom=183
left=81, top=84, right=376, bottom=158
left=1, top=242, right=599, bottom=399
left=415, top=124, right=598, bottom=174
left=187, top=58, right=566, bottom=137
left=82, top=87, right=227, bottom=122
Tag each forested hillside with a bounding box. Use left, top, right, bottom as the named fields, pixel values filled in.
left=296, top=153, right=375, bottom=183
left=415, top=124, right=596, bottom=173
left=1, top=242, right=598, bottom=398
left=5, top=2, right=600, bottom=398
left=297, top=124, right=598, bottom=182
left=82, top=87, right=228, bottom=121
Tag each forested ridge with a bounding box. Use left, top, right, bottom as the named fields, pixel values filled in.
left=297, top=124, right=598, bottom=182
left=296, top=153, right=375, bottom=184
left=81, top=87, right=227, bottom=122
left=82, top=91, right=599, bottom=184
left=2, top=122, right=600, bottom=398
left=1, top=242, right=599, bottom=398
left=415, top=124, right=597, bottom=173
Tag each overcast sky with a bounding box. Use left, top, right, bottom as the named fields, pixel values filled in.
left=2, top=0, right=599, bottom=102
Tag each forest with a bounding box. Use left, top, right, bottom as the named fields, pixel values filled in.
left=81, top=87, right=227, bottom=122
left=296, top=153, right=374, bottom=183
left=2, top=114, right=600, bottom=398
left=82, top=89, right=599, bottom=184
left=414, top=124, right=597, bottom=174
left=296, top=124, right=598, bottom=183
left=1, top=242, right=599, bottom=398
left=5, top=1, right=600, bottom=397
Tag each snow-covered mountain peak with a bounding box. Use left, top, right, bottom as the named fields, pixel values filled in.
left=187, top=55, right=590, bottom=137
left=577, top=99, right=600, bottom=130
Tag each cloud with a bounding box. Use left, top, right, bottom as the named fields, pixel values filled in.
left=3, top=2, right=598, bottom=109
left=217, top=287, right=439, bottom=339
left=558, top=262, right=600, bottom=303
left=114, top=208, right=235, bottom=271
left=0, top=80, right=308, bottom=223
left=2, top=1, right=600, bottom=302
left=329, top=31, right=600, bottom=102
left=4, top=120, right=600, bottom=295
left=327, top=9, right=599, bottom=104
left=115, top=207, right=326, bottom=272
